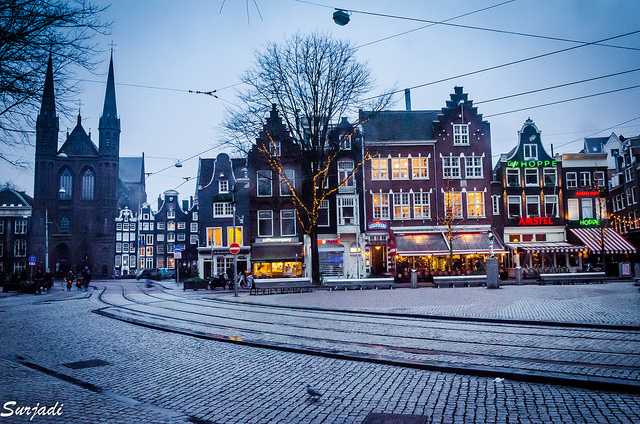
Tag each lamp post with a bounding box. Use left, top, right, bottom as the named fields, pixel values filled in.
left=486, top=228, right=499, bottom=289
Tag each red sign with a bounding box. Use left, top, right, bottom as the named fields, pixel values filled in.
left=576, top=191, right=600, bottom=197
left=229, top=243, right=241, bottom=255
left=518, top=217, right=554, bottom=226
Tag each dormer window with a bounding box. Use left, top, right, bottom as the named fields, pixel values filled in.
left=167, top=208, right=175, bottom=219
left=452, top=124, right=469, bottom=145
left=340, top=134, right=352, bottom=150
left=524, top=144, right=538, bottom=160
left=219, top=179, right=229, bottom=193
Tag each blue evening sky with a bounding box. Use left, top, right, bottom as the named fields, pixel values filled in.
left=5, top=0, right=640, bottom=201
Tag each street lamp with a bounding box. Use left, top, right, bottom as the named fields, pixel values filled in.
left=333, top=9, right=350, bottom=26
left=487, top=229, right=495, bottom=258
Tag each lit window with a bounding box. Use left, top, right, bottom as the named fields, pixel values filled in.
left=596, top=198, right=607, bottom=219
left=392, top=192, right=410, bottom=220
left=257, top=170, right=272, bottom=196
left=467, top=192, right=485, bottom=218
left=581, top=198, right=594, bottom=219
left=391, top=158, right=409, bottom=179
left=219, top=179, right=229, bottom=193
left=567, top=198, right=579, bottom=220
left=526, top=195, right=540, bottom=217
left=413, top=192, right=431, bottom=219
left=372, top=193, right=390, bottom=219
left=258, top=210, right=273, bottom=237
left=524, top=168, right=539, bottom=186
left=444, top=191, right=463, bottom=219
left=411, top=157, right=428, bottom=179
left=167, top=221, right=175, bottom=231
left=338, top=160, right=355, bottom=187
left=465, top=157, right=483, bottom=178
left=507, top=196, right=521, bottom=218
left=206, top=227, right=223, bottom=246
left=280, top=210, right=296, bottom=236
left=442, top=156, right=461, bottom=179
left=524, top=144, right=538, bottom=160
left=318, top=200, right=330, bottom=227
left=279, top=169, right=295, bottom=196
left=81, top=169, right=95, bottom=200
left=453, top=124, right=469, bottom=145
left=371, top=158, right=388, bottom=180
left=146, top=246, right=153, bottom=256
left=227, top=226, right=243, bottom=245
left=337, top=196, right=357, bottom=225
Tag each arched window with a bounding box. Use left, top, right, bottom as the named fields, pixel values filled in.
left=58, top=169, right=72, bottom=200
left=59, top=216, right=71, bottom=233
left=81, top=169, right=95, bottom=200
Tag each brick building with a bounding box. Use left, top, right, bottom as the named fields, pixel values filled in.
left=0, top=186, right=32, bottom=277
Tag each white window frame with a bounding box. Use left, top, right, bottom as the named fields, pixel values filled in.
left=371, top=158, right=389, bottom=180
left=581, top=198, right=594, bottom=219
left=594, top=171, right=605, bottom=188
left=507, top=195, right=522, bottom=218
left=340, top=134, right=352, bottom=150
left=280, top=209, right=297, bottom=236
left=392, top=192, right=411, bottom=220
left=444, top=191, right=463, bottom=219
left=257, top=170, right=273, bottom=197
left=14, top=219, right=27, bottom=234
left=524, top=144, right=538, bottom=160
left=257, top=210, right=273, bottom=237
left=525, top=195, right=540, bottom=217
left=338, top=160, right=355, bottom=187
left=412, top=192, right=431, bottom=219
left=544, top=195, right=559, bottom=217
left=452, top=124, right=469, bottom=145
left=543, top=168, right=557, bottom=187
left=337, top=196, right=358, bottom=225
left=391, top=158, right=409, bottom=180
left=492, top=195, right=500, bottom=215
left=372, top=192, right=390, bottom=220
left=524, top=168, right=539, bottom=187
left=464, top=156, right=483, bottom=179
left=466, top=191, right=485, bottom=218
left=190, top=223, right=198, bottom=233
left=567, top=198, right=580, bottom=220
left=506, top=168, right=520, bottom=187
left=157, top=234, right=165, bottom=242
left=279, top=169, right=295, bottom=196
left=580, top=172, right=591, bottom=187
left=442, top=156, right=461, bottom=179
left=411, top=157, right=429, bottom=180
left=190, top=234, right=198, bottom=244
left=566, top=172, right=577, bottom=188
left=167, top=208, right=175, bottom=219
left=145, top=234, right=153, bottom=245
left=213, top=202, right=234, bottom=218
left=625, top=167, right=633, bottom=183
left=318, top=200, right=330, bottom=227
left=218, top=179, right=229, bottom=193
left=14, top=239, right=26, bottom=257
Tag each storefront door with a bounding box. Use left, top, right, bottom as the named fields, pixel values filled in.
left=370, top=245, right=386, bottom=275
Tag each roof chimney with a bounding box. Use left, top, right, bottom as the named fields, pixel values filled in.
left=404, top=89, right=411, bottom=111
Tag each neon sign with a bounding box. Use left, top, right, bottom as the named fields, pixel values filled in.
left=507, top=160, right=557, bottom=168
left=575, top=191, right=600, bottom=197
left=518, top=217, right=554, bottom=225
left=579, top=218, right=601, bottom=227
left=368, top=221, right=388, bottom=230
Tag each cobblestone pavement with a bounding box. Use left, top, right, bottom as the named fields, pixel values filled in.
left=2, top=280, right=640, bottom=423
left=221, top=282, right=640, bottom=326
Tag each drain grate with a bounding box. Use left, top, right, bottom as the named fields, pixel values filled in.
left=62, top=359, right=110, bottom=369
left=362, top=413, right=428, bottom=424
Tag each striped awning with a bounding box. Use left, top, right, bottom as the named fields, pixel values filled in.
left=569, top=228, right=636, bottom=254
left=506, top=242, right=583, bottom=253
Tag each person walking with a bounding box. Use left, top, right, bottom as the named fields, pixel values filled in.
left=246, top=273, right=254, bottom=291
left=82, top=266, right=91, bottom=291
left=65, top=270, right=74, bottom=292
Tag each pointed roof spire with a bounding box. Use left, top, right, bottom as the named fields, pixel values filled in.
left=101, top=50, right=117, bottom=118
left=40, top=53, right=56, bottom=115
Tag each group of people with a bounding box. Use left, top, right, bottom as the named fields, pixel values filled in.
left=211, top=271, right=255, bottom=290
left=64, top=266, right=92, bottom=292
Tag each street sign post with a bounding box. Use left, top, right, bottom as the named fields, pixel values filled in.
left=29, top=256, right=37, bottom=266
left=229, top=243, right=240, bottom=255
left=174, top=246, right=183, bottom=284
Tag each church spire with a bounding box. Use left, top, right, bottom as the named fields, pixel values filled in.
left=39, top=53, right=56, bottom=116
left=101, top=50, right=117, bottom=119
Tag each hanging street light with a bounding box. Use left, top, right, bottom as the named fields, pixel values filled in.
left=333, top=9, right=350, bottom=26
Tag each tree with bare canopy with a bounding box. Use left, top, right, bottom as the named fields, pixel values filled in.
left=0, top=0, right=109, bottom=167
left=223, top=32, right=391, bottom=285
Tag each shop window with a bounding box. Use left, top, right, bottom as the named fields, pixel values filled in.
left=444, top=191, right=463, bottom=219
left=506, top=169, right=519, bottom=187
left=453, top=124, right=469, bottom=145
left=535, top=233, right=546, bottom=241
left=442, top=156, right=461, bottom=179
left=412, top=192, right=431, bottom=219
left=392, top=192, right=410, bottom=220
left=318, top=200, right=330, bottom=227
left=465, top=157, right=483, bottom=178
left=227, top=226, right=243, bottom=245
left=372, top=192, right=390, bottom=219
left=280, top=169, right=295, bottom=196
left=338, top=196, right=357, bottom=225
left=567, top=198, right=579, bottom=221
left=524, top=144, right=538, bottom=160
left=544, top=195, right=558, bottom=217
left=371, top=158, right=388, bottom=180
left=391, top=158, right=409, bottom=179
left=411, top=157, right=429, bottom=179
left=507, top=196, right=521, bottom=218
left=280, top=210, right=296, bottom=236
left=319, top=251, right=343, bottom=276
left=522, top=234, right=534, bottom=242
left=526, top=195, right=540, bottom=217
left=206, top=227, right=223, bottom=246
left=524, top=168, right=539, bottom=186
left=508, top=234, right=521, bottom=243
left=257, top=170, right=272, bottom=196
left=467, top=192, right=485, bottom=218
left=581, top=198, right=594, bottom=219
left=258, top=210, right=273, bottom=237
left=543, top=168, right=557, bottom=186
left=566, top=172, right=577, bottom=188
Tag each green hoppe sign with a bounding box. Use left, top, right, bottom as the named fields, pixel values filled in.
left=506, top=159, right=558, bottom=168
left=579, top=218, right=601, bottom=227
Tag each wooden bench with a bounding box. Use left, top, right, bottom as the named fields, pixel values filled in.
left=322, top=277, right=395, bottom=291
left=538, top=272, right=606, bottom=285
left=433, top=275, right=487, bottom=288
left=250, top=278, right=313, bottom=295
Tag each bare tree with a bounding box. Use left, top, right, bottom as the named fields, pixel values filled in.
left=223, top=32, right=391, bottom=284
left=0, top=0, right=110, bottom=167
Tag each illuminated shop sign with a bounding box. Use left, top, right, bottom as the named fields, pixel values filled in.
left=507, top=160, right=557, bottom=168
left=518, top=217, right=554, bottom=225
left=575, top=191, right=600, bottom=197
left=579, top=218, right=601, bottom=227
left=368, top=221, right=388, bottom=230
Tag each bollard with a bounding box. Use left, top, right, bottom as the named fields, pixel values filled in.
left=411, top=269, right=417, bottom=289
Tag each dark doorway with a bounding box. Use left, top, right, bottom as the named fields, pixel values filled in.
left=54, top=243, right=71, bottom=278
left=370, top=245, right=387, bottom=276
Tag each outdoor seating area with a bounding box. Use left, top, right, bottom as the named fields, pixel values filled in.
left=322, top=277, right=395, bottom=290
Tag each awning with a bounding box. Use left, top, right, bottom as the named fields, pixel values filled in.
left=396, top=233, right=449, bottom=256
left=396, top=232, right=505, bottom=256
left=251, top=243, right=303, bottom=261
left=506, top=242, right=583, bottom=253
left=569, top=228, right=636, bottom=254
left=450, top=232, right=506, bottom=254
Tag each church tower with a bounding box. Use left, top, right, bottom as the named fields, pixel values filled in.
left=99, top=51, right=120, bottom=158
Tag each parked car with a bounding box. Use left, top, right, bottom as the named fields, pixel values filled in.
left=135, top=268, right=161, bottom=281
left=158, top=268, right=176, bottom=280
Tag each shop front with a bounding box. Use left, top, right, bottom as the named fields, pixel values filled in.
left=393, top=231, right=506, bottom=282
left=569, top=227, right=636, bottom=276
left=198, top=246, right=250, bottom=279
left=251, top=242, right=303, bottom=278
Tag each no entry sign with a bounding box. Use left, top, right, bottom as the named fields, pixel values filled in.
left=229, top=243, right=241, bottom=255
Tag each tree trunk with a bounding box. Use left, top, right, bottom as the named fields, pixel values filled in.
left=309, top=230, right=321, bottom=285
